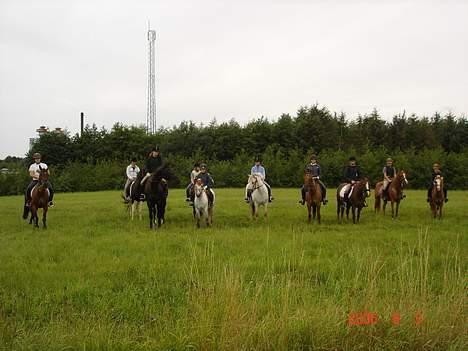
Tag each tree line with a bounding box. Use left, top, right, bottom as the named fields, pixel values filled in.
left=1, top=105, right=467, bottom=195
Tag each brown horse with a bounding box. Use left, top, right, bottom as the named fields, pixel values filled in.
left=337, top=178, right=370, bottom=224
left=374, top=170, right=408, bottom=218
left=26, top=167, right=50, bottom=228
left=304, top=174, right=322, bottom=224
left=430, top=175, right=444, bottom=219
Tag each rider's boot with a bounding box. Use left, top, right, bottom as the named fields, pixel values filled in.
left=299, top=187, right=305, bottom=205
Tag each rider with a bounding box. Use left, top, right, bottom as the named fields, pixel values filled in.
left=245, top=156, right=273, bottom=203
left=340, top=156, right=366, bottom=207
left=186, top=162, right=201, bottom=203
left=382, top=157, right=396, bottom=201
left=24, top=152, right=54, bottom=208
left=141, top=146, right=163, bottom=185
left=195, top=163, right=215, bottom=207
left=124, top=157, right=140, bottom=200
left=299, top=154, right=327, bottom=205
left=427, top=162, right=448, bottom=203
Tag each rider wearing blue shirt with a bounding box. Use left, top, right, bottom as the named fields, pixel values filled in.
left=245, top=157, right=273, bottom=203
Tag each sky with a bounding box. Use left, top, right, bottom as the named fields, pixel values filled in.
left=0, top=0, right=467, bottom=158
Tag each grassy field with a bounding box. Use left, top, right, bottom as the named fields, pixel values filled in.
left=0, top=189, right=466, bottom=350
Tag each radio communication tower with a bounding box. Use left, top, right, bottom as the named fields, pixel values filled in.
left=146, top=26, right=156, bottom=134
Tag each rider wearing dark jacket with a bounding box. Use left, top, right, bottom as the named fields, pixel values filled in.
left=194, top=163, right=214, bottom=206
left=343, top=160, right=361, bottom=183
left=299, top=155, right=327, bottom=205
left=141, top=146, right=163, bottom=184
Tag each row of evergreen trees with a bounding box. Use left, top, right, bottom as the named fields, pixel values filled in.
left=1, top=105, right=467, bottom=195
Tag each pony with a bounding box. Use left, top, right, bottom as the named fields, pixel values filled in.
left=247, top=173, right=268, bottom=220
left=143, top=165, right=178, bottom=229
left=337, top=178, right=370, bottom=224
left=24, top=167, right=50, bottom=228
left=374, top=170, right=408, bottom=218
left=304, top=173, right=322, bottom=224
left=123, top=171, right=145, bottom=220
left=193, top=178, right=215, bottom=228
left=430, top=175, right=444, bottom=219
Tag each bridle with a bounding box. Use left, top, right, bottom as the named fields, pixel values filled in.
left=250, top=174, right=265, bottom=191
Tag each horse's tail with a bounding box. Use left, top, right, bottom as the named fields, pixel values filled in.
left=22, top=204, right=30, bottom=219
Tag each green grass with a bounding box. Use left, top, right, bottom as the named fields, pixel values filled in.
left=0, top=189, right=466, bottom=350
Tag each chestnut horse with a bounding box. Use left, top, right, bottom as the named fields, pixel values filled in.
left=337, top=178, right=370, bottom=224
left=304, top=174, right=322, bottom=224
left=25, top=167, right=50, bottom=228
left=430, top=175, right=444, bottom=219
left=374, top=170, right=408, bottom=218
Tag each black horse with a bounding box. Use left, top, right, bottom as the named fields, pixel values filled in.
left=143, top=165, right=178, bottom=229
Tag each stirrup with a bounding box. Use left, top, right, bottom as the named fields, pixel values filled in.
left=48, top=201, right=54, bottom=207
left=323, top=199, right=328, bottom=205
left=444, top=198, right=448, bottom=203
left=299, top=200, right=305, bottom=205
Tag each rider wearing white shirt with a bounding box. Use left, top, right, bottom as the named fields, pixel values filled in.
left=245, top=157, right=273, bottom=203
left=124, top=158, right=140, bottom=200
left=25, top=152, right=54, bottom=207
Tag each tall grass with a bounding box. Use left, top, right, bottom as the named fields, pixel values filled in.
left=0, top=189, right=466, bottom=350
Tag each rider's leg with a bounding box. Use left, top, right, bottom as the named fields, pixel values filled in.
left=264, top=182, right=272, bottom=202
left=299, top=185, right=306, bottom=205
left=207, top=188, right=214, bottom=207
left=141, top=173, right=151, bottom=185
left=319, top=180, right=327, bottom=204
left=186, top=183, right=192, bottom=200
left=25, top=180, right=38, bottom=206
left=245, top=183, right=252, bottom=202
left=47, top=181, right=54, bottom=206
left=124, top=179, right=132, bottom=199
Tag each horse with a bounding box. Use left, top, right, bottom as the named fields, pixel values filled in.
left=247, top=173, right=268, bottom=220
left=304, top=173, right=322, bottom=224
left=143, top=165, right=178, bottom=229
left=123, top=172, right=145, bottom=220
left=374, top=170, right=408, bottom=218
left=337, top=178, right=370, bottom=224
left=430, top=175, right=444, bottom=219
left=193, top=178, right=214, bottom=228
left=24, top=167, right=50, bottom=228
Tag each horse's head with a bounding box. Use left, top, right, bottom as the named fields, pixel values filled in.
left=361, top=178, right=370, bottom=198
left=249, top=173, right=263, bottom=188
left=304, top=173, right=316, bottom=186
left=38, top=166, right=49, bottom=185
left=399, top=170, right=408, bottom=187
left=434, top=175, right=443, bottom=191
left=194, top=178, right=204, bottom=197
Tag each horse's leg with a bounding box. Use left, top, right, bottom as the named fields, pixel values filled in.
left=383, top=200, right=387, bottom=216
left=42, top=208, right=47, bottom=229
left=264, top=203, right=268, bottom=219
left=307, top=203, right=311, bottom=224
left=395, top=201, right=400, bottom=218
left=196, top=210, right=201, bottom=228
left=352, top=206, right=356, bottom=224
left=317, top=205, right=321, bottom=224
left=312, top=205, right=316, bottom=223
left=439, top=204, right=443, bottom=220
left=346, top=205, right=350, bottom=222
left=147, top=200, right=153, bottom=229
left=138, top=202, right=143, bottom=221
left=357, top=207, right=361, bottom=223
left=391, top=201, right=395, bottom=219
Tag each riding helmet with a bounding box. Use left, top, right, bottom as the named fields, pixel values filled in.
left=349, top=156, right=356, bottom=161
left=32, top=152, right=41, bottom=159
left=386, top=157, right=393, bottom=162
left=310, top=154, right=317, bottom=161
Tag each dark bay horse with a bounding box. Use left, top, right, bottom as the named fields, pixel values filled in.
left=24, top=167, right=50, bottom=228
left=430, top=175, right=444, bottom=219
left=374, top=170, right=408, bottom=218
left=304, top=174, right=322, bottom=224
left=143, top=165, right=178, bottom=229
left=337, top=178, right=370, bottom=224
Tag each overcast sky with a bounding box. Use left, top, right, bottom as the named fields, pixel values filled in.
left=1, top=0, right=467, bottom=158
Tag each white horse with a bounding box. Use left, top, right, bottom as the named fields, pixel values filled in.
left=246, top=173, right=269, bottom=220
left=193, top=179, right=215, bottom=228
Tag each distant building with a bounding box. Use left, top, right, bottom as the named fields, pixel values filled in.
left=29, top=126, right=64, bottom=150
